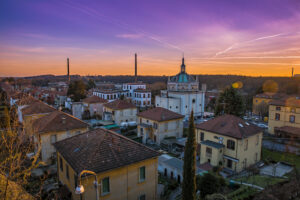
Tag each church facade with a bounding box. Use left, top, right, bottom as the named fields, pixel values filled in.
left=155, top=58, right=206, bottom=119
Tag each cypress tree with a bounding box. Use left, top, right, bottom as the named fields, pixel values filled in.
left=182, top=111, right=197, bottom=200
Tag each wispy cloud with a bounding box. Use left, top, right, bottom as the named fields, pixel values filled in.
left=61, top=0, right=183, bottom=52
left=116, top=33, right=144, bottom=39
left=214, top=32, right=291, bottom=57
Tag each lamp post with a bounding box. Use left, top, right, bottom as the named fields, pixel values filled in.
left=75, top=170, right=100, bottom=200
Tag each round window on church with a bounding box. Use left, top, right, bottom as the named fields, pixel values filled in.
left=192, top=99, right=195, bottom=103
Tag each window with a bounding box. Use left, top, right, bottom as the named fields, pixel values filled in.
left=164, top=123, right=168, bottom=131
left=227, top=159, right=232, bottom=168
left=200, top=132, right=204, bottom=141
left=140, top=128, right=144, bottom=136
left=244, top=139, right=248, bottom=151
left=243, top=158, right=247, bottom=169
left=66, top=164, right=69, bottom=179
left=206, top=147, right=212, bottom=156
left=276, top=106, right=281, bottom=111
left=192, top=99, right=195, bottom=103
left=227, top=140, right=235, bottom=150
left=74, top=174, right=78, bottom=188
left=102, top=177, right=110, bottom=194
left=139, top=166, right=146, bottom=182
left=176, top=121, right=179, bottom=128
left=51, top=134, right=57, bottom=144
left=59, top=157, right=63, bottom=171
left=256, top=135, right=259, bottom=145
left=255, top=153, right=258, bottom=162
left=290, top=115, right=295, bottom=123
left=275, top=113, right=280, bottom=121
left=139, top=194, right=146, bottom=200
left=291, top=108, right=296, bottom=113
left=153, top=123, right=158, bottom=129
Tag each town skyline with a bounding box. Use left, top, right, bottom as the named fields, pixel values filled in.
left=1, top=0, right=300, bottom=77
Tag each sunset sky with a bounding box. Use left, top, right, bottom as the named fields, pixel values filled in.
left=1, top=0, right=300, bottom=77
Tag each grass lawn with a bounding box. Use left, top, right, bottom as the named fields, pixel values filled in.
left=234, top=175, right=285, bottom=188
left=261, top=147, right=300, bottom=169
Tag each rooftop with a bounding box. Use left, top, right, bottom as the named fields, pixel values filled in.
left=82, top=95, right=108, bottom=104
left=274, top=126, right=300, bottom=136
left=21, top=101, right=56, bottom=116
left=269, top=96, right=300, bottom=108
left=54, top=128, right=160, bottom=174
left=137, top=107, right=184, bottom=122
left=104, top=99, right=136, bottom=110
left=32, top=111, right=89, bottom=134
left=196, top=114, right=262, bottom=139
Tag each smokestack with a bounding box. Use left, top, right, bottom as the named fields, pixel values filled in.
left=292, top=67, right=294, bottom=77
left=135, top=53, right=137, bottom=83
left=67, top=58, right=70, bottom=83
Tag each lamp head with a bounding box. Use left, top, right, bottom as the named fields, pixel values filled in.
left=75, top=185, right=84, bottom=195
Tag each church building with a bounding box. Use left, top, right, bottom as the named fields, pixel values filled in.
left=155, top=57, right=206, bottom=119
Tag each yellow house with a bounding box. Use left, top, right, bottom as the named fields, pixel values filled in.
left=32, top=110, right=89, bottom=164
left=103, top=99, right=137, bottom=125
left=137, top=107, right=184, bottom=144
left=252, top=93, right=286, bottom=115
left=82, top=95, right=108, bottom=117
left=196, top=114, right=263, bottom=173
left=268, top=96, right=300, bottom=135
left=54, top=128, right=159, bottom=200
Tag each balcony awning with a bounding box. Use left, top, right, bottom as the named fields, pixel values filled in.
left=224, top=155, right=239, bottom=163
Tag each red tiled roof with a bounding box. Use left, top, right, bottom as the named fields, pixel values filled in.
left=196, top=114, right=262, bottom=139
left=269, top=96, right=300, bottom=108
left=54, top=128, right=160, bottom=174
left=104, top=99, right=136, bottom=110
left=274, top=126, right=300, bottom=136
left=137, top=107, right=184, bottom=122
left=82, top=95, right=108, bottom=104
left=32, top=111, right=89, bottom=134
left=21, top=101, right=56, bottom=116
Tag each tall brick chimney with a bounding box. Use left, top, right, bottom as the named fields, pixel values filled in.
left=67, top=58, right=70, bottom=83
left=135, top=53, right=137, bottom=83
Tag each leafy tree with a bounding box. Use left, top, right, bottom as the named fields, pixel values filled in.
left=67, top=80, right=87, bottom=101
left=215, top=87, right=245, bottom=117
left=285, top=82, right=299, bottom=94
left=86, top=79, right=96, bottom=90
left=198, top=173, right=225, bottom=198
left=182, top=111, right=197, bottom=200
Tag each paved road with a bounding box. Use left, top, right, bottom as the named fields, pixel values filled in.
left=263, top=140, right=300, bottom=155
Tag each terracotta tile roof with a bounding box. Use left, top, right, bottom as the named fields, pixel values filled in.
left=274, top=126, right=300, bottom=136
left=32, top=111, right=89, bottom=134
left=82, top=95, right=108, bottom=104
left=104, top=99, right=136, bottom=110
left=269, top=96, right=300, bottom=108
left=196, top=114, right=262, bottom=139
left=137, top=107, right=184, bottom=122
left=54, top=128, right=159, bottom=174
left=21, top=101, right=56, bottom=116
left=16, top=95, right=39, bottom=106
left=255, top=93, right=287, bottom=99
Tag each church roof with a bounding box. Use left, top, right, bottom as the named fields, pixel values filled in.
left=169, top=57, right=196, bottom=83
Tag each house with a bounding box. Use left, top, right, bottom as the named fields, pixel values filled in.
left=196, top=114, right=263, bottom=173
left=103, top=100, right=137, bottom=126
left=158, top=154, right=206, bottom=184
left=54, top=128, right=160, bottom=200
left=32, top=111, right=89, bottom=164
left=137, top=107, right=184, bottom=144
left=155, top=57, right=206, bottom=119
left=82, top=95, right=108, bottom=117
left=268, top=96, right=300, bottom=136
left=252, top=93, right=286, bottom=116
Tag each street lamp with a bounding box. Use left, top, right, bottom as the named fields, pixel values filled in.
left=75, top=170, right=100, bottom=200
